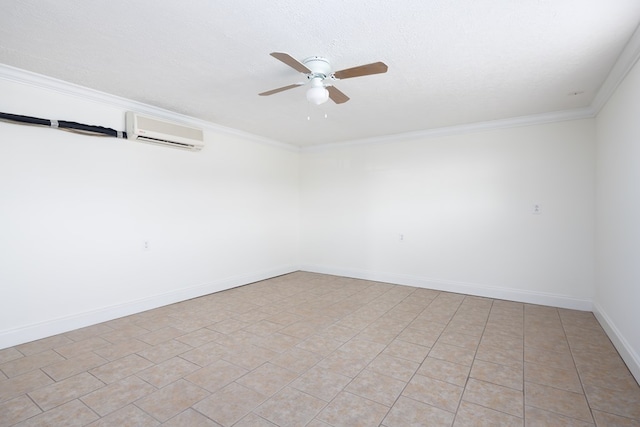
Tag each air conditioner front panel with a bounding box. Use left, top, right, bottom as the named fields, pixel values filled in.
left=126, top=112, right=204, bottom=151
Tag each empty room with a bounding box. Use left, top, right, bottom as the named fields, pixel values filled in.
left=1, top=1, right=639, bottom=426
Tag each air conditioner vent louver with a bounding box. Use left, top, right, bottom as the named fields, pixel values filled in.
left=125, top=112, right=204, bottom=151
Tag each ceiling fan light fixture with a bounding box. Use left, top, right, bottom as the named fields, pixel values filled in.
left=306, top=85, right=329, bottom=105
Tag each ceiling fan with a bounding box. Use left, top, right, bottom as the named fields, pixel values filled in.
left=259, top=52, right=388, bottom=105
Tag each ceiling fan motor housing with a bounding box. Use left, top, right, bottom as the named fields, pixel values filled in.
left=302, top=56, right=332, bottom=79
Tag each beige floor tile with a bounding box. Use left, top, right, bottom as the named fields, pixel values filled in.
left=0, top=395, right=42, bottom=425
left=567, top=333, right=619, bottom=357
left=234, top=412, right=277, bottom=426
left=592, top=409, right=640, bottom=427
left=270, top=347, right=323, bottom=373
left=193, top=382, right=266, bottom=427
left=16, top=399, right=99, bottom=427
left=525, top=382, right=593, bottom=423
left=174, top=328, right=223, bottom=348
left=419, top=357, right=470, bottom=387
left=0, top=348, right=25, bottom=365
left=242, top=320, right=283, bottom=337
left=254, top=332, right=300, bottom=353
left=236, top=362, right=298, bottom=396
left=316, top=391, right=390, bottom=427
left=438, top=330, right=482, bottom=350
left=403, top=373, right=464, bottom=412
left=470, top=359, right=523, bottom=391
left=524, top=334, right=571, bottom=353
left=291, top=366, right=352, bottom=401
left=295, top=334, right=343, bottom=356
left=524, top=346, right=576, bottom=371
left=317, top=351, right=369, bottom=378
left=396, top=326, right=441, bottom=348
left=367, top=353, right=420, bottom=382
left=454, top=400, right=523, bottom=426
left=86, top=404, right=160, bottom=427
left=346, top=369, right=407, bottom=406
left=136, top=339, right=192, bottom=364
left=475, top=343, right=523, bottom=369
left=53, top=336, right=111, bottom=359
left=28, top=372, right=104, bottom=411
left=228, top=342, right=279, bottom=367
left=81, top=375, right=156, bottom=417
left=583, top=383, right=640, bottom=420
left=0, top=349, right=65, bottom=378
left=40, top=351, right=106, bottom=381
left=481, top=330, right=524, bottom=350
left=62, top=322, right=115, bottom=342
left=428, top=342, right=476, bottom=367
left=382, top=339, right=430, bottom=363
left=99, top=325, right=150, bottom=344
left=319, top=324, right=360, bottom=342
left=184, top=359, right=248, bottom=392
left=180, top=341, right=230, bottom=366
left=525, top=406, right=595, bottom=426
left=136, top=356, right=200, bottom=388
left=443, top=321, right=486, bottom=338
left=94, top=338, right=151, bottom=361
left=524, top=362, right=582, bottom=393
left=0, top=369, right=54, bottom=403
left=254, top=386, right=327, bottom=427
left=89, top=353, right=154, bottom=383
left=16, top=335, right=74, bottom=356
left=162, top=408, right=222, bottom=426
left=577, top=362, right=639, bottom=393
left=134, top=379, right=210, bottom=422
left=463, top=378, right=523, bottom=418
left=138, top=327, right=186, bottom=346
left=135, top=316, right=177, bottom=332
left=382, top=395, right=454, bottom=427
left=207, top=318, right=251, bottom=334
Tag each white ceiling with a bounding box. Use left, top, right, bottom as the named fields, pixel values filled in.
left=1, top=1, right=639, bottom=147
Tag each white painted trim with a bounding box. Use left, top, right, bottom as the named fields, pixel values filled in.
left=301, top=265, right=593, bottom=311
left=591, top=24, right=640, bottom=114
left=0, top=63, right=299, bottom=153
left=592, top=302, right=640, bottom=384
left=302, top=107, right=596, bottom=152
left=0, top=265, right=299, bottom=350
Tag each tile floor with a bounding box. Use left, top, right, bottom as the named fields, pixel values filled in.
left=1, top=272, right=639, bottom=426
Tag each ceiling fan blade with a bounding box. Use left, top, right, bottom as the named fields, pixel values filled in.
left=270, top=52, right=311, bottom=74
left=333, top=61, right=388, bottom=79
left=327, top=86, right=350, bottom=104
left=259, top=83, right=304, bottom=96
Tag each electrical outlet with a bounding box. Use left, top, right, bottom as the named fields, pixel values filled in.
left=143, top=240, right=150, bottom=251
left=532, top=204, right=541, bottom=215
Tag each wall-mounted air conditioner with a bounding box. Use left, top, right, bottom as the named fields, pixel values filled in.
left=125, top=111, right=204, bottom=151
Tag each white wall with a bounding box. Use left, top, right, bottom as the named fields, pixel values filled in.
left=301, top=120, right=596, bottom=309
left=594, top=58, right=640, bottom=381
left=0, top=78, right=300, bottom=348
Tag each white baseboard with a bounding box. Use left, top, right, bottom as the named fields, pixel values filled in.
left=0, top=265, right=298, bottom=350
left=593, top=302, right=640, bottom=384
left=300, top=265, right=593, bottom=311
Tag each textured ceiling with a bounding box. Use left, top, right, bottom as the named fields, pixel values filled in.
left=1, top=0, right=639, bottom=146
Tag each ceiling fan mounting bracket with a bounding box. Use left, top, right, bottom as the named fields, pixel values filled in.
left=302, top=56, right=332, bottom=79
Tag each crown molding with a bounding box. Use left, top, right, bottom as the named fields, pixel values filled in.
left=302, top=106, right=596, bottom=152
left=591, top=23, right=640, bottom=114
left=0, top=63, right=299, bottom=153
